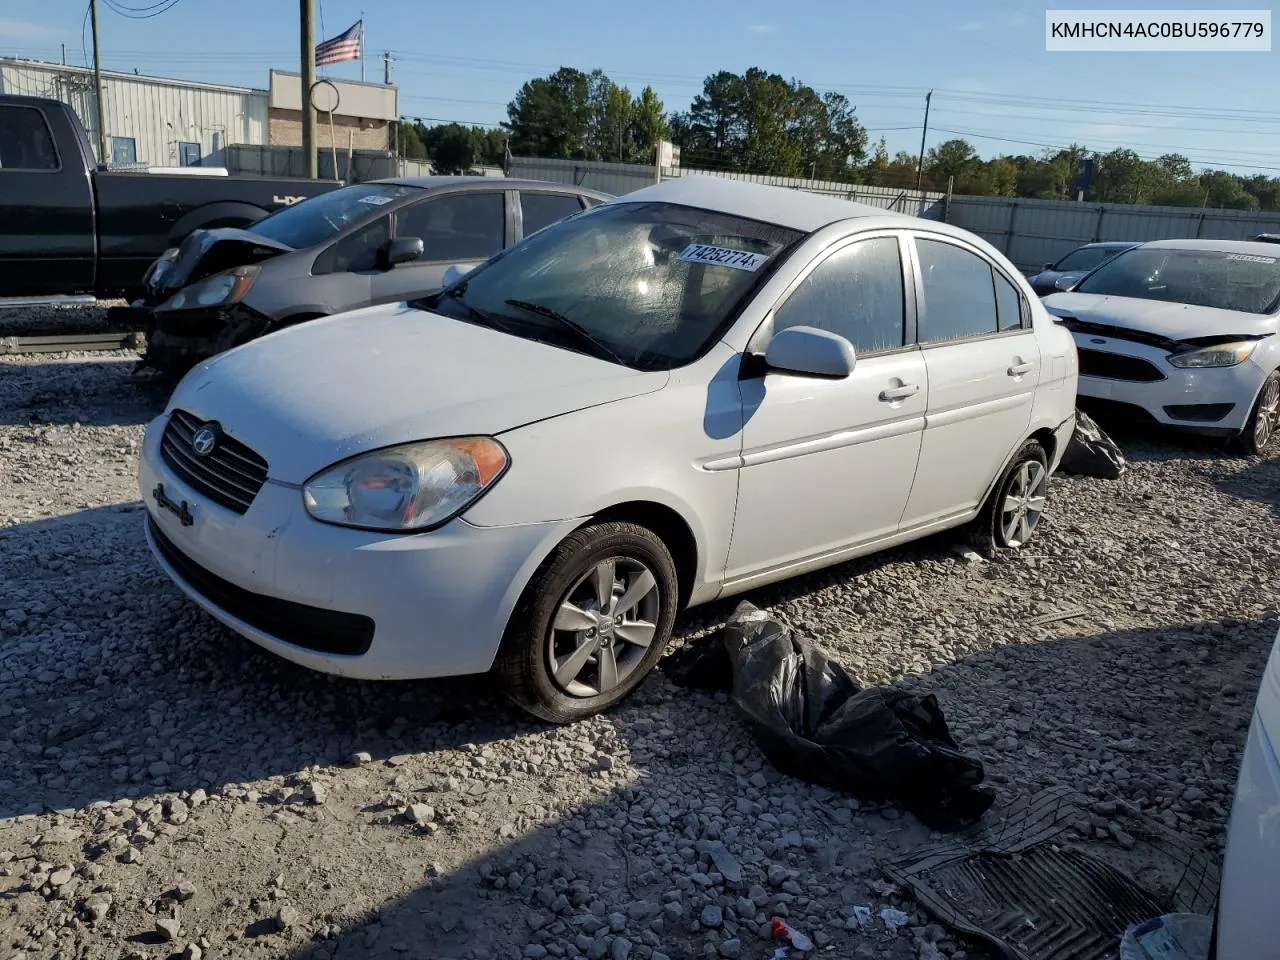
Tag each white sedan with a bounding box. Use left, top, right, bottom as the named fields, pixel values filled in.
left=1042, top=239, right=1280, bottom=455
left=138, top=176, right=1078, bottom=722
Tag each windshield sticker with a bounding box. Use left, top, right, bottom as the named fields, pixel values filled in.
left=358, top=195, right=393, bottom=206
left=677, top=243, right=770, bottom=272
left=1225, top=253, right=1276, bottom=263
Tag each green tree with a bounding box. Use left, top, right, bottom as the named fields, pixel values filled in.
left=630, top=86, right=668, bottom=164
left=1093, top=148, right=1167, bottom=204
left=504, top=67, right=592, bottom=158
left=396, top=121, right=428, bottom=160
left=430, top=125, right=476, bottom=175
left=1200, top=170, right=1258, bottom=209
left=926, top=138, right=978, bottom=186
left=1156, top=153, right=1194, bottom=181
left=989, top=157, right=1019, bottom=197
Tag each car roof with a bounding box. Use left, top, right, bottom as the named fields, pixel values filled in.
left=606, top=175, right=913, bottom=233
left=1134, top=238, right=1280, bottom=257
left=1082, top=241, right=1139, bottom=249
left=373, top=175, right=611, bottom=199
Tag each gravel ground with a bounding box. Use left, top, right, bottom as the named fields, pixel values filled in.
left=0, top=302, right=130, bottom=339
left=1, top=346, right=1278, bottom=960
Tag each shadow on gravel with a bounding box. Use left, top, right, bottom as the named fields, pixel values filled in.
left=266, top=615, right=1274, bottom=960
left=0, top=359, right=167, bottom=427
left=1213, top=454, right=1280, bottom=518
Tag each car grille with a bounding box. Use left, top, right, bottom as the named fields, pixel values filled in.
left=160, top=409, right=269, bottom=514
left=1077, top=349, right=1166, bottom=383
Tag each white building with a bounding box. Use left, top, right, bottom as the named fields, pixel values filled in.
left=0, top=58, right=397, bottom=168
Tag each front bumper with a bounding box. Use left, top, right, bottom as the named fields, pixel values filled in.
left=1072, top=337, right=1265, bottom=434
left=138, top=414, right=579, bottom=680
left=139, top=302, right=273, bottom=378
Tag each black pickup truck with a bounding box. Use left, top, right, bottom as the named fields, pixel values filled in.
left=0, top=95, right=340, bottom=301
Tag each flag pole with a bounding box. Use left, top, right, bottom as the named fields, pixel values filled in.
left=359, top=13, right=365, bottom=83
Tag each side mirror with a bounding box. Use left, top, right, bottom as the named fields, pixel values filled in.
left=764, top=326, right=856, bottom=378
left=378, top=237, right=424, bottom=269
left=1054, top=276, right=1080, bottom=293
left=442, top=263, right=475, bottom=287
left=1044, top=262, right=1055, bottom=270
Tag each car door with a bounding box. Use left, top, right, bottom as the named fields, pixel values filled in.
left=368, top=190, right=506, bottom=304
left=0, top=103, right=96, bottom=297
left=517, top=190, right=586, bottom=241
left=898, top=233, right=1040, bottom=529
left=724, top=232, right=929, bottom=583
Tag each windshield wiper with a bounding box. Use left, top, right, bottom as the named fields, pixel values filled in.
left=415, top=284, right=515, bottom=334
left=502, top=299, right=627, bottom=365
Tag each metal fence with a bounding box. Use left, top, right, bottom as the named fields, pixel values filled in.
left=220, top=144, right=397, bottom=183
left=505, top=155, right=1280, bottom=271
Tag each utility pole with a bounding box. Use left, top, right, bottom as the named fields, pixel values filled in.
left=89, top=0, right=107, bottom=164
left=382, top=50, right=395, bottom=85
left=915, top=89, right=932, bottom=193
left=300, top=0, right=317, bottom=179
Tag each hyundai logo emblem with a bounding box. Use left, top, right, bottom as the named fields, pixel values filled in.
left=191, top=426, right=217, bottom=457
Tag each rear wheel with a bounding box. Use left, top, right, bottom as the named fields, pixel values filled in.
left=969, top=440, right=1049, bottom=554
left=1232, top=370, right=1279, bottom=456
left=494, top=521, right=678, bottom=723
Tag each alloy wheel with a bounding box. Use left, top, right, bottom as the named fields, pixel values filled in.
left=1001, top=460, right=1047, bottom=547
left=1254, top=376, right=1279, bottom=451
left=546, top=557, right=661, bottom=698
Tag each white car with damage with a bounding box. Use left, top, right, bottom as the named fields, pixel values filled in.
left=138, top=176, right=1078, bottom=722
left=1042, top=239, right=1280, bottom=454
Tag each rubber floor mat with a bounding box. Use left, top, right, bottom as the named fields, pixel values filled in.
left=883, top=786, right=1219, bottom=960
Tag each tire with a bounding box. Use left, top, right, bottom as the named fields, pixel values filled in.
left=494, top=521, right=679, bottom=724
left=969, top=440, right=1049, bottom=555
left=1231, top=370, right=1279, bottom=456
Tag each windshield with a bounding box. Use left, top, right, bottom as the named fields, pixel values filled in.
left=415, top=201, right=804, bottom=370
left=248, top=183, right=420, bottom=249
left=1075, top=247, right=1280, bottom=314
left=1054, top=246, right=1124, bottom=272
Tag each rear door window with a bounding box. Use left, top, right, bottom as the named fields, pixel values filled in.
left=914, top=238, right=1000, bottom=343
left=521, top=192, right=585, bottom=236
left=0, top=105, right=59, bottom=171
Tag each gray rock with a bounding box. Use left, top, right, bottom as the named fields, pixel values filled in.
left=274, top=906, right=299, bottom=932
left=523, top=946, right=549, bottom=959
left=718, top=939, right=742, bottom=959
left=406, top=803, right=436, bottom=824
left=734, top=897, right=755, bottom=921
left=609, top=912, right=627, bottom=932
left=350, top=751, right=373, bottom=765
left=171, top=880, right=197, bottom=902
left=767, top=865, right=788, bottom=887
left=182, top=944, right=203, bottom=960
left=48, top=867, right=74, bottom=887
left=156, top=917, right=181, bottom=941
left=82, top=892, right=112, bottom=921
left=700, top=905, right=723, bottom=928
left=611, top=937, right=632, bottom=960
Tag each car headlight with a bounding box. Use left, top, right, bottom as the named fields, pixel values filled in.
left=1167, top=341, right=1258, bottom=368
left=156, top=264, right=259, bottom=312
left=302, top=438, right=509, bottom=532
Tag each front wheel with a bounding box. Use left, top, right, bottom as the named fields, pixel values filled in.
left=1232, top=371, right=1279, bottom=457
left=494, top=521, right=678, bottom=723
left=969, top=440, right=1049, bottom=554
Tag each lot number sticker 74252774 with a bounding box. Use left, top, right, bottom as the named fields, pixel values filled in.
left=677, top=243, right=771, bottom=272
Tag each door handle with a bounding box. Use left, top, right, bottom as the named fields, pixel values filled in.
left=879, top=383, right=920, bottom=402
left=1008, top=361, right=1034, bottom=376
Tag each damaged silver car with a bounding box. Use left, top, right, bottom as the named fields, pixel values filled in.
left=125, top=177, right=611, bottom=378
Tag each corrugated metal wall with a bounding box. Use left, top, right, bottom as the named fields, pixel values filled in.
left=507, top=156, right=661, bottom=197
left=0, top=59, right=267, bottom=166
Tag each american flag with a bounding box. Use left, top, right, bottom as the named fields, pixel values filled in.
left=315, top=20, right=363, bottom=67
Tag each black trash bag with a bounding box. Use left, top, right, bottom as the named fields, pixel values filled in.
left=1059, top=408, right=1126, bottom=479
left=664, top=603, right=995, bottom=831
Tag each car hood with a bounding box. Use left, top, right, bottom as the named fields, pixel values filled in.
left=167, top=303, right=669, bottom=483
left=1041, top=292, right=1280, bottom=340
left=150, top=226, right=296, bottom=299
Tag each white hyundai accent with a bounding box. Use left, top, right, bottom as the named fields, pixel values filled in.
left=1042, top=239, right=1280, bottom=455
left=138, top=176, right=1078, bottom=722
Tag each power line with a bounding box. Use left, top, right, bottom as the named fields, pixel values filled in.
left=101, top=0, right=184, bottom=18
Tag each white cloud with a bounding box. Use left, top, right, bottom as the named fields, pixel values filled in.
left=746, top=24, right=776, bottom=35
left=0, top=18, right=65, bottom=41
left=956, top=21, right=985, bottom=32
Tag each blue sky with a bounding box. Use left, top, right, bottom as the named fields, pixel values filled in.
left=3, top=0, right=1279, bottom=175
